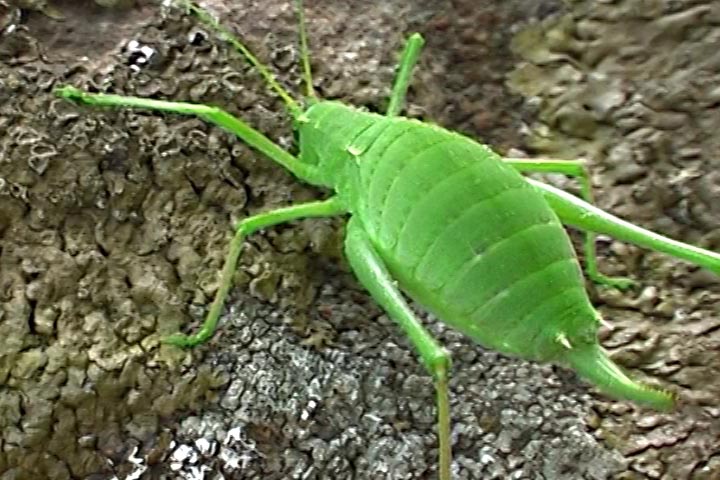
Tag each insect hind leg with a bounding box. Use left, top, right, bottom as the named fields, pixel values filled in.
left=344, top=218, right=452, bottom=480
left=504, top=157, right=636, bottom=290
left=527, top=178, right=720, bottom=279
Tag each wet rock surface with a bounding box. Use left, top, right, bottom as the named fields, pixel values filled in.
left=0, top=1, right=717, bottom=479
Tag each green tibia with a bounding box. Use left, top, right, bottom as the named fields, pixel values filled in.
left=386, top=33, right=425, bottom=117
left=504, top=158, right=636, bottom=290
left=54, top=86, right=318, bottom=184
left=563, top=342, right=675, bottom=411
left=530, top=179, right=720, bottom=277
left=344, top=217, right=452, bottom=480
left=164, top=197, right=345, bottom=348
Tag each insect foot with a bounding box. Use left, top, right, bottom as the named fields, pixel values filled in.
left=591, top=273, right=637, bottom=291
left=54, top=85, right=85, bottom=101
left=163, top=332, right=209, bottom=348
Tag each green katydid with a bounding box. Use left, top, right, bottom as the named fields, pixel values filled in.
left=54, top=1, right=720, bottom=479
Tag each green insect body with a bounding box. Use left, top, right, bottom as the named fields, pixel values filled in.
left=54, top=1, right=720, bottom=479
left=297, top=100, right=671, bottom=410
left=303, top=102, right=586, bottom=358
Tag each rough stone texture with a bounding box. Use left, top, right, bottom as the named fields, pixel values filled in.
left=508, top=1, right=720, bottom=478
left=0, top=1, right=717, bottom=480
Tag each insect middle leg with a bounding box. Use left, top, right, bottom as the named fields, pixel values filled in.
left=165, top=197, right=346, bottom=347
left=344, top=217, right=452, bottom=480
left=504, top=158, right=636, bottom=289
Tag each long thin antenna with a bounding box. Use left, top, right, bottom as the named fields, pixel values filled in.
left=179, top=1, right=303, bottom=118
left=295, top=0, right=315, bottom=98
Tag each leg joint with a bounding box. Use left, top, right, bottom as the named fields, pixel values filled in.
left=427, top=347, right=452, bottom=382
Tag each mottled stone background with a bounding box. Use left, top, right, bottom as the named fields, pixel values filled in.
left=0, top=0, right=718, bottom=479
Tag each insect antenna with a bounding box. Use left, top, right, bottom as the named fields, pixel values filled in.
left=177, top=0, right=304, bottom=119
left=295, top=0, right=316, bottom=99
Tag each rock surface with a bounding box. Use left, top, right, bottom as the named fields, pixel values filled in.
left=0, top=0, right=717, bottom=479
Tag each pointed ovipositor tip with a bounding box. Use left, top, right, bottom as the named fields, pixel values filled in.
left=564, top=342, right=675, bottom=411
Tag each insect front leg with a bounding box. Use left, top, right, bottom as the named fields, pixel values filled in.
left=527, top=178, right=720, bottom=278
left=505, top=157, right=637, bottom=290
left=386, top=33, right=425, bottom=117
left=54, top=86, right=315, bottom=181
left=165, top=197, right=346, bottom=347
left=343, top=218, right=452, bottom=480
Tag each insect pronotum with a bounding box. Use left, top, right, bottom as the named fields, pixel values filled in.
left=54, top=1, right=720, bottom=478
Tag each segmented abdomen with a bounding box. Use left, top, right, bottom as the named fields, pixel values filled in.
left=354, top=118, right=591, bottom=358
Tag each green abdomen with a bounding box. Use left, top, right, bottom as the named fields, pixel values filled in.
left=354, top=119, right=592, bottom=359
